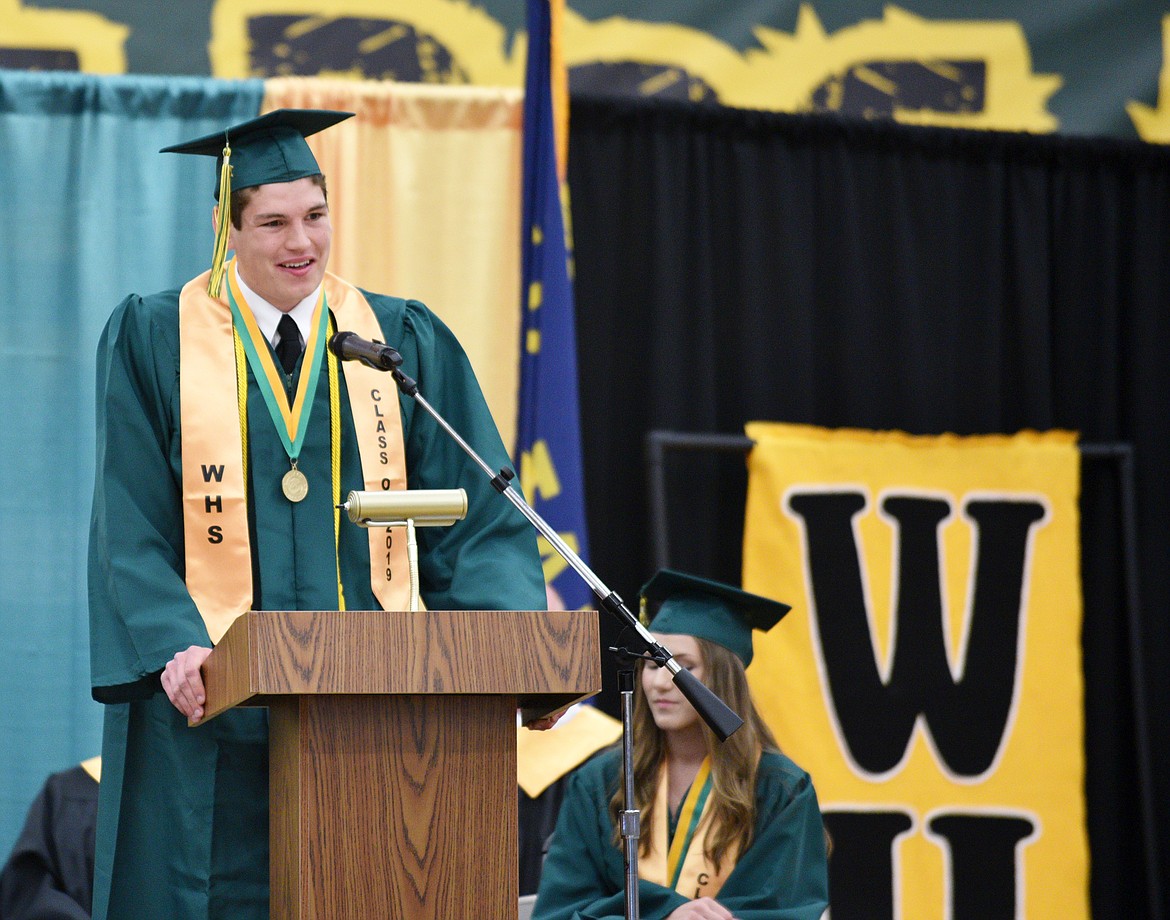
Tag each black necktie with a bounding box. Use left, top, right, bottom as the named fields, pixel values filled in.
left=275, top=314, right=301, bottom=375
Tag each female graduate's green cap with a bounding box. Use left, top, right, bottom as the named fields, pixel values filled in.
left=159, top=108, right=353, bottom=298
left=639, top=569, right=791, bottom=666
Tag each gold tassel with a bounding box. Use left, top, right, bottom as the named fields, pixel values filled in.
left=207, top=140, right=233, bottom=298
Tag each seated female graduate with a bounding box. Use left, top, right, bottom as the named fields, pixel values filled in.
left=532, top=570, right=829, bottom=920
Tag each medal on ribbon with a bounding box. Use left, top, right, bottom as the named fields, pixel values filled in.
left=281, top=463, right=310, bottom=502
left=226, top=260, right=329, bottom=502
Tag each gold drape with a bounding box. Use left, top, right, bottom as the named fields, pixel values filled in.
left=262, top=77, right=524, bottom=448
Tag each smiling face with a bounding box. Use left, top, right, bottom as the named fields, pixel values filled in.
left=641, top=632, right=705, bottom=735
left=227, top=176, right=331, bottom=311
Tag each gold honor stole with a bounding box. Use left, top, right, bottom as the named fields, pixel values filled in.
left=640, top=758, right=739, bottom=901
left=179, top=265, right=410, bottom=643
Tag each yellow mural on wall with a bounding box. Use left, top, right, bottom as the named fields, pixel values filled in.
left=210, top=0, right=523, bottom=85
left=740, top=5, right=1060, bottom=130
left=0, top=0, right=128, bottom=72
left=1127, top=14, right=1170, bottom=141
left=560, top=12, right=741, bottom=104
left=564, top=4, right=1061, bottom=132
left=208, top=0, right=1060, bottom=133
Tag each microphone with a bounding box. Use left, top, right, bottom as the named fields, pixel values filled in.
left=328, top=330, right=403, bottom=370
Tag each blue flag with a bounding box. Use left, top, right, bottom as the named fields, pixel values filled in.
left=517, top=0, right=592, bottom=610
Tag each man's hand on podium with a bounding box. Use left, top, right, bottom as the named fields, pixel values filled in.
left=162, top=645, right=213, bottom=723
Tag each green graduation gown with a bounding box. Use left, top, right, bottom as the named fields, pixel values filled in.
left=532, top=749, right=829, bottom=920
left=88, top=286, right=546, bottom=920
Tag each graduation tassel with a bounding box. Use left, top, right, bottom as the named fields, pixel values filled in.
left=207, top=139, right=233, bottom=299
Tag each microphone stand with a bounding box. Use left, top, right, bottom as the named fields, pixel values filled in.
left=340, top=339, right=744, bottom=918
left=615, top=653, right=642, bottom=920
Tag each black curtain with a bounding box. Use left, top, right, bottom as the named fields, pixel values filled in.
left=567, top=95, right=1170, bottom=920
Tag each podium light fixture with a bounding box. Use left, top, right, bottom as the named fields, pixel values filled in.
left=338, top=489, right=468, bottom=610
left=341, top=489, right=468, bottom=527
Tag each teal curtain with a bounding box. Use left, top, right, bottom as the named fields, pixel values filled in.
left=0, top=69, right=263, bottom=856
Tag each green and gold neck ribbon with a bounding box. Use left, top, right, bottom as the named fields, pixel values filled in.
left=666, top=756, right=714, bottom=890
left=225, top=258, right=327, bottom=464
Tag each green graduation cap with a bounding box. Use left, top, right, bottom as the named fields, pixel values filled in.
left=639, top=569, right=791, bottom=666
left=161, top=108, right=353, bottom=297
left=160, top=108, right=353, bottom=196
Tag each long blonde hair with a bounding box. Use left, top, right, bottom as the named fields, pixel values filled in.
left=608, top=638, right=779, bottom=872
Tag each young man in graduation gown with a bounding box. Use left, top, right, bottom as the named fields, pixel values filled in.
left=87, top=109, right=547, bottom=920
left=533, top=571, right=829, bottom=920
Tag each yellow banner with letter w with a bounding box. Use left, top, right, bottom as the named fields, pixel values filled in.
left=742, top=421, right=1087, bottom=920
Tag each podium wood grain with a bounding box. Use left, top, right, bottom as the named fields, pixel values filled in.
left=200, top=609, right=599, bottom=920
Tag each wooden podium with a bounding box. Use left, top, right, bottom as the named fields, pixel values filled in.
left=200, top=608, right=600, bottom=920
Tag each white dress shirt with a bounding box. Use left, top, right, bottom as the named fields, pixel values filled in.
left=234, top=261, right=320, bottom=351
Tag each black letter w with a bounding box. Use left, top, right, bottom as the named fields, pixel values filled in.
left=785, top=492, right=1047, bottom=779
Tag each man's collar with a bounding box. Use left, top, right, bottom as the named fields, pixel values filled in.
left=234, top=261, right=321, bottom=346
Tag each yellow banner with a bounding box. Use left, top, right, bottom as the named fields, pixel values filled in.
left=742, top=422, right=1086, bottom=920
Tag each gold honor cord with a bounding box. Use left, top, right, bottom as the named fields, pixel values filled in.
left=234, top=328, right=249, bottom=494
left=666, top=757, right=714, bottom=890
left=328, top=316, right=345, bottom=611
left=226, top=261, right=328, bottom=501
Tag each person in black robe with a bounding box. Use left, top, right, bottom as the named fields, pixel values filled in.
left=0, top=759, right=99, bottom=920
